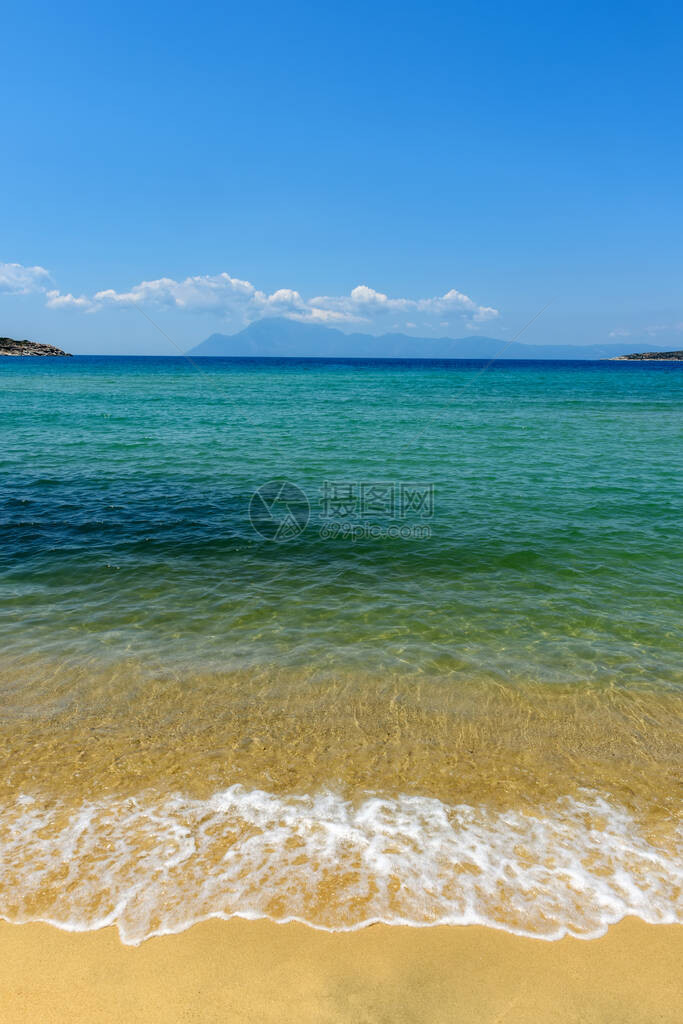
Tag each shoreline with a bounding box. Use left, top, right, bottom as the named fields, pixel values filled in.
left=1, top=917, right=681, bottom=1023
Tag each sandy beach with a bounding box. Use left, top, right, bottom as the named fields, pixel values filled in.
left=1, top=917, right=681, bottom=1023
left=3, top=2, right=683, bottom=1021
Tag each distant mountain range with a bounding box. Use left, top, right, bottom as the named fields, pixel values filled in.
left=187, top=318, right=670, bottom=360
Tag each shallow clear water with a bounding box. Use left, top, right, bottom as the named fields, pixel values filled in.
left=1, top=356, right=681, bottom=942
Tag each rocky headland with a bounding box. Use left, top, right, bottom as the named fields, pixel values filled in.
left=0, top=337, right=72, bottom=357
left=612, top=350, right=683, bottom=361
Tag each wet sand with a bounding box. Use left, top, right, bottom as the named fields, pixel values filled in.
left=0, top=917, right=680, bottom=1023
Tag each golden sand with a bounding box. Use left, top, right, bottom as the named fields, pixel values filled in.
left=2, top=657, right=681, bottom=941
left=0, top=918, right=681, bottom=1023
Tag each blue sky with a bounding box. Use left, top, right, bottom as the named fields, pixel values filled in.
left=1, top=0, right=682, bottom=353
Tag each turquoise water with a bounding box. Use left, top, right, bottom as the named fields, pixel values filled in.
left=2, top=356, right=681, bottom=682
left=0, top=356, right=681, bottom=942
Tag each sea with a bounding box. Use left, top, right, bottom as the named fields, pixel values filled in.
left=0, top=355, right=681, bottom=944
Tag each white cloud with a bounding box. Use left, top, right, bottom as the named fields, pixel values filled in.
left=610, top=323, right=683, bottom=339
left=0, top=262, right=51, bottom=294
left=644, top=322, right=683, bottom=337
left=308, top=283, right=499, bottom=325
left=45, top=290, right=95, bottom=311
left=4, top=260, right=500, bottom=331
left=83, top=273, right=363, bottom=324
left=93, top=272, right=257, bottom=313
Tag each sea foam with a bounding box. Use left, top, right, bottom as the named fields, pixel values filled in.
left=1, top=786, right=680, bottom=945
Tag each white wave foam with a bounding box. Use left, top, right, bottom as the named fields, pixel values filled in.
left=0, top=787, right=680, bottom=944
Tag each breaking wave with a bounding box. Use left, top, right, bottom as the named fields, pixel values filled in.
left=1, top=786, right=680, bottom=945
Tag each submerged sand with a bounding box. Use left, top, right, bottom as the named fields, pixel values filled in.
left=0, top=917, right=681, bottom=1023
left=3, top=657, right=681, bottom=817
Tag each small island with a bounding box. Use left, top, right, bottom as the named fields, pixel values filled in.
left=0, top=336, right=73, bottom=357
left=612, top=349, right=683, bottom=361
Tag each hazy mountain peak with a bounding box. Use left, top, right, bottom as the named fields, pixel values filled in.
left=187, top=319, right=670, bottom=361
